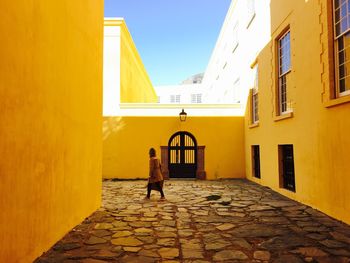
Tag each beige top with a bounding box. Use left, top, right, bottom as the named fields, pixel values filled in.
left=149, top=157, right=163, bottom=183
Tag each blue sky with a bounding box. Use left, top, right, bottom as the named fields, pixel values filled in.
left=104, top=0, right=231, bottom=86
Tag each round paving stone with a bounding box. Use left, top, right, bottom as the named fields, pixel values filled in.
left=158, top=248, right=179, bottom=259
left=157, top=238, right=176, bottom=247
left=157, top=232, right=177, bottom=238
left=213, top=250, right=248, bottom=261
left=112, top=221, right=128, bottom=227
left=138, top=249, right=160, bottom=258
left=216, top=223, right=235, bottom=231
left=135, top=228, right=153, bottom=233
left=84, top=236, right=107, bottom=245
left=112, top=231, right=133, bottom=238
left=253, top=250, right=271, bottom=260
left=123, top=247, right=142, bottom=252
left=111, top=237, right=143, bottom=246
left=182, top=249, right=204, bottom=259
left=94, top=223, right=113, bottom=230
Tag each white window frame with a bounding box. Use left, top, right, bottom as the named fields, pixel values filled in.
left=246, top=0, right=256, bottom=28
left=333, top=0, right=350, bottom=97
left=252, top=65, right=259, bottom=123
left=170, top=94, right=181, bottom=103
left=232, top=23, right=239, bottom=53
left=191, top=94, right=202, bottom=104
left=278, top=30, right=291, bottom=114
left=233, top=78, right=240, bottom=103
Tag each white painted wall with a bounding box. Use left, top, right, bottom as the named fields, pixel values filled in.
left=118, top=103, right=244, bottom=116
left=103, top=22, right=121, bottom=116
left=155, top=84, right=206, bottom=104
left=202, top=0, right=271, bottom=105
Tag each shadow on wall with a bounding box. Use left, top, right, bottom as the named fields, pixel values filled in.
left=103, top=117, right=125, bottom=141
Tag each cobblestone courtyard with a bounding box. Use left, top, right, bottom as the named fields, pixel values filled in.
left=36, top=179, right=350, bottom=263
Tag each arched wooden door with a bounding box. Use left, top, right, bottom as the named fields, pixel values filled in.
left=168, top=131, right=197, bottom=178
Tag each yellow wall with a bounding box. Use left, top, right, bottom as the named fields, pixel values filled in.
left=0, top=1, right=103, bottom=262
left=116, top=20, right=157, bottom=103
left=103, top=117, right=245, bottom=180
left=245, top=0, right=350, bottom=224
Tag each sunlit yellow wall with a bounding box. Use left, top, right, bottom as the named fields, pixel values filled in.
left=0, top=1, right=103, bottom=262
left=245, top=0, right=350, bottom=224
left=117, top=20, right=157, bottom=103
left=103, top=117, right=245, bottom=180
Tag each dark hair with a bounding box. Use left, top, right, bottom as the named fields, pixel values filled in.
left=149, top=148, right=156, bottom=157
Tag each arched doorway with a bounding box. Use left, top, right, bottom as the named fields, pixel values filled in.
left=168, top=131, right=197, bottom=178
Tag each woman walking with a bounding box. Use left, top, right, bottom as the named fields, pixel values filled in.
left=146, top=148, right=165, bottom=200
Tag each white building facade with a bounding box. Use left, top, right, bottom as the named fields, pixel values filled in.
left=155, top=84, right=204, bottom=104
left=202, top=0, right=271, bottom=105
left=103, top=18, right=121, bottom=116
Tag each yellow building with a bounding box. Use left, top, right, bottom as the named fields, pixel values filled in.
left=0, top=1, right=103, bottom=262
left=2, top=1, right=350, bottom=261
left=102, top=19, right=246, bottom=182
left=245, top=0, right=350, bottom=225
left=103, top=1, right=350, bottom=226
left=103, top=115, right=245, bottom=180
left=103, top=18, right=157, bottom=116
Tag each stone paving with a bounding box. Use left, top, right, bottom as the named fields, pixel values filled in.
left=36, top=179, right=350, bottom=263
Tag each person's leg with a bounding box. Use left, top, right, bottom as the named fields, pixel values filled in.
left=155, top=182, right=165, bottom=198
left=146, top=183, right=152, bottom=198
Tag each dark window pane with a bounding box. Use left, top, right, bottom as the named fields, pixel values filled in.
left=252, top=146, right=261, bottom=179
left=335, top=0, right=340, bottom=9
left=336, top=22, right=341, bottom=36
left=339, top=51, right=345, bottom=65
left=340, top=78, right=346, bottom=92
left=281, top=145, right=295, bottom=192
left=336, top=8, right=340, bottom=22
left=339, top=37, right=344, bottom=50
left=340, top=64, right=345, bottom=78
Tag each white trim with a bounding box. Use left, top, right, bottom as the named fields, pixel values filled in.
left=339, top=90, right=350, bottom=97
left=112, top=103, right=245, bottom=117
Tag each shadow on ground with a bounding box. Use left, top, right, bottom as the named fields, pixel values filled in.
left=36, top=179, right=350, bottom=263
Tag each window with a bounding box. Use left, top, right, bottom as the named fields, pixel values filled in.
left=252, top=65, right=259, bottom=123
left=277, top=30, right=291, bottom=114
left=170, top=95, right=181, bottom=103
left=232, top=23, right=239, bottom=53
left=233, top=78, right=240, bottom=103
left=333, top=0, right=350, bottom=97
left=191, top=94, right=202, bottom=103
left=246, top=0, right=256, bottom=28
left=279, top=145, right=296, bottom=192
left=251, top=145, right=261, bottom=179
